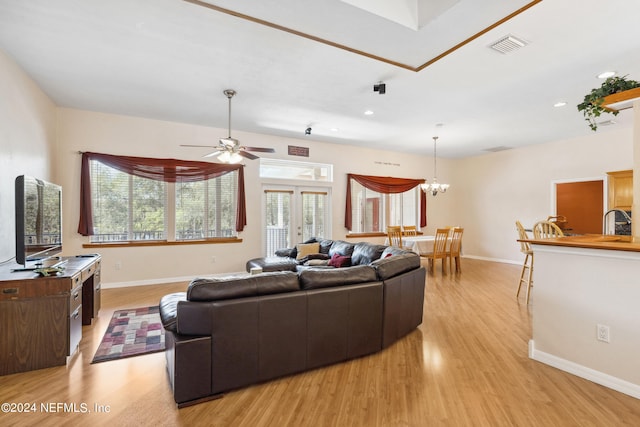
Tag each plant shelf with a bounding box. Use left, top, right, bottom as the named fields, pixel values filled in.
left=603, top=87, right=640, bottom=112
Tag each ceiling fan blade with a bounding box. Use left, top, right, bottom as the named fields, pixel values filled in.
left=180, top=144, right=218, bottom=148
left=238, top=150, right=259, bottom=160
left=203, top=150, right=223, bottom=158
left=242, top=146, right=275, bottom=153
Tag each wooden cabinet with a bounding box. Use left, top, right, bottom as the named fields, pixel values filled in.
left=607, top=170, right=633, bottom=210
left=0, top=254, right=101, bottom=376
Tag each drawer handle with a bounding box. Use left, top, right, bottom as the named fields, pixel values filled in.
left=72, top=310, right=80, bottom=320
left=73, top=292, right=80, bottom=300
left=2, top=288, right=18, bottom=295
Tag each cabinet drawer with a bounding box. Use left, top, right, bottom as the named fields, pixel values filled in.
left=70, top=284, right=82, bottom=314
left=69, top=305, right=82, bottom=355
left=71, top=272, right=82, bottom=290
left=81, top=263, right=96, bottom=282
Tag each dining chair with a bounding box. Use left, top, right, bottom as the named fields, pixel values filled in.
left=402, top=225, right=417, bottom=236
left=422, top=228, right=450, bottom=274
left=533, top=220, right=564, bottom=239
left=386, top=225, right=403, bottom=248
left=448, top=227, right=464, bottom=274
left=516, top=221, right=534, bottom=304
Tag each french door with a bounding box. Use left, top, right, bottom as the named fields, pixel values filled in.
left=263, top=185, right=330, bottom=256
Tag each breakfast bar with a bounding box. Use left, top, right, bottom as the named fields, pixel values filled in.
left=524, top=234, right=640, bottom=399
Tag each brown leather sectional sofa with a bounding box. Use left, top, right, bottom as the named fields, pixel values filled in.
left=159, top=241, right=426, bottom=407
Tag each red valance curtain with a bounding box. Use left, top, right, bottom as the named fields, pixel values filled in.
left=77, top=152, right=247, bottom=236
left=344, top=173, right=427, bottom=231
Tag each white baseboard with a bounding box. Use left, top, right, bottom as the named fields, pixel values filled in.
left=462, top=254, right=521, bottom=265
left=102, top=275, right=195, bottom=289
left=528, top=340, right=640, bottom=399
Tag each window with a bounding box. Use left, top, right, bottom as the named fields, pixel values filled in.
left=349, top=180, right=420, bottom=233
left=90, top=162, right=167, bottom=242
left=344, top=173, right=426, bottom=233
left=175, top=173, right=238, bottom=240
left=79, top=152, right=245, bottom=243
left=259, top=158, right=333, bottom=182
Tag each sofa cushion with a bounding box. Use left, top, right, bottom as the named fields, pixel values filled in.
left=351, top=242, right=387, bottom=266
left=328, top=253, right=351, bottom=268
left=274, top=247, right=296, bottom=258
left=370, top=252, right=421, bottom=280
left=159, top=292, right=187, bottom=332
left=246, top=256, right=298, bottom=272
left=317, top=239, right=334, bottom=254
left=296, top=242, right=320, bottom=260
left=187, top=271, right=300, bottom=302
left=299, top=265, right=378, bottom=290
left=328, top=240, right=355, bottom=258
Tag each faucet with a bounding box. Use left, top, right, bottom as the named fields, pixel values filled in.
left=603, top=209, right=632, bottom=234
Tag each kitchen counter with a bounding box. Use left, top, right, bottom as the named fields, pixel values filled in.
left=524, top=235, right=640, bottom=399
left=522, top=234, right=640, bottom=252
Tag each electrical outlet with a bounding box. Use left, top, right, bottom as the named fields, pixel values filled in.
left=597, top=324, right=610, bottom=343
left=211, top=256, right=216, bottom=264
left=115, top=261, right=122, bottom=270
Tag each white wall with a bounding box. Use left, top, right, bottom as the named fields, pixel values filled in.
left=453, top=128, right=633, bottom=264
left=56, top=108, right=453, bottom=286
left=530, top=245, right=640, bottom=398
left=0, top=49, right=57, bottom=262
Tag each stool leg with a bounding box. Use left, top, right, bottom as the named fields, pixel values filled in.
left=525, top=254, right=534, bottom=304
left=517, top=253, right=531, bottom=300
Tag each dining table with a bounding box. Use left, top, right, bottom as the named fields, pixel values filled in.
left=384, top=235, right=448, bottom=255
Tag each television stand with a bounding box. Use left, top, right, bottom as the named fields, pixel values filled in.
left=0, top=254, right=101, bottom=376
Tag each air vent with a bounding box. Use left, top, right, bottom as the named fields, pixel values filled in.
left=489, top=34, right=528, bottom=54
left=483, top=146, right=512, bottom=153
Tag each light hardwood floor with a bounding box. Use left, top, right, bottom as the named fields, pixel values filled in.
left=1, top=258, right=639, bottom=426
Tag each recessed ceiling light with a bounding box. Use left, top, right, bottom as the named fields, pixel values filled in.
left=364, top=110, right=374, bottom=116
left=330, top=127, right=339, bottom=132
left=597, top=71, right=616, bottom=79
left=553, top=101, right=567, bottom=108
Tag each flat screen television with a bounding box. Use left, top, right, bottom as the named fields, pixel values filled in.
left=15, top=175, right=63, bottom=268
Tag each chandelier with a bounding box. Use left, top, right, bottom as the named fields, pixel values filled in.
left=421, top=136, right=449, bottom=196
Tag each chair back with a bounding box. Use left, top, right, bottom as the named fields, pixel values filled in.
left=433, top=228, right=450, bottom=255
left=449, top=227, right=464, bottom=255
left=533, top=220, right=564, bottom=239
left=387, top=225, right=403, bottom=247
left=403, top=225, right=417, bottom=236
left=516, top=221, right=531, bottom=254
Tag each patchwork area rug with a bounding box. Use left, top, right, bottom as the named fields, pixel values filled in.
left=91, top=306, right=165, bottom=364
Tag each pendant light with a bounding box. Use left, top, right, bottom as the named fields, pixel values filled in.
left=421, top=135, right=449, bottom=196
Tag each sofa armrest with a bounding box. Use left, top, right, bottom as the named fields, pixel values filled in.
left=371, top=252, right=420, bottom=280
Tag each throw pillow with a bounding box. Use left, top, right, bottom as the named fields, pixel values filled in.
left=328, top=253, right=351, bottom=268
left=296, top=242, right=320, bottom=260
left=305, top=259, right=329, bottom=266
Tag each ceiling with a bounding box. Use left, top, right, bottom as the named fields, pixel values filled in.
left=1, top=0, right=639, bottom=158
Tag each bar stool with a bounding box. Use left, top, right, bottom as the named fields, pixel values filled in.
left=516, top=221, right=534, bottom=303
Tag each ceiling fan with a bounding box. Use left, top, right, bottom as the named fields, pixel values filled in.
left=181, top=89, right=275, bottom=163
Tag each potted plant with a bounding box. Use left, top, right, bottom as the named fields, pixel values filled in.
left=577, top=75, right=640, bottom=131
